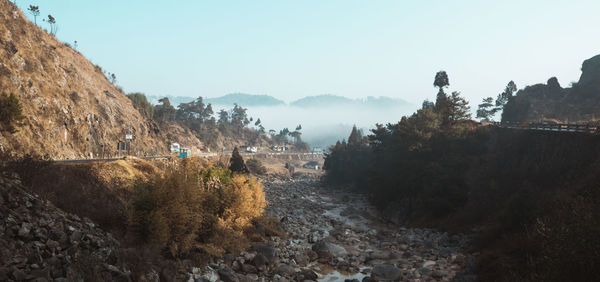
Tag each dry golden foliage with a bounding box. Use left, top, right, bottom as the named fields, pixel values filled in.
left=129, top=160, right=267, bottom=258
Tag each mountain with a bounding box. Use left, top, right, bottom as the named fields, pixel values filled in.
left=502, top=54, right=600, bottom=123
left=0, top=0, right=203, bottom=158
left=147, top=93, right=285, bottom=108
left=206, top=93, right=285, bottom=107
left=290, top=94, right=410, bottom=108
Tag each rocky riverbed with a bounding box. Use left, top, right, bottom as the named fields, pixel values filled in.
left=188, top=179, right=476, bottom=282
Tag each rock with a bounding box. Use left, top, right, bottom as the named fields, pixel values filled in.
left=250, top=245, right=277, bottom=265
left=432, top=270, right=447, bottom=279
left=12, top=269, right=28, bottom=281
left=70, top=230, right=83, bottom=243
left=18, top=222, right=32, bottom=237
left=371, top=264, right=402, bottom=281
left=223, top=253, right=235, bottom=266
left=294, top=252, right=309, bottom=266
left=241, top=264, right=257, bottom=274
left=252, top=253, right=268, bottom=269
left=294, top=269, right=318, bottom=281
left=306, top=250, right=318, bottom=261
left=418, top=267, right=432, bottom=275
left=422, top=260, right=436, bottom=268
left=368, top=250, right=391, bottom=260
left=311, top=241, right=347, bottom=258
left=217, top=267, right=239, bottom=282
left=273, top=264, right=296, bottom=276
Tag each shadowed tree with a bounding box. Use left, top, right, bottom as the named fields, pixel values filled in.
left=477, top=97, right=497, bottom=122
left=496, top=80, right=517, bottom=110
left=229, top=147, right=249, bottom=174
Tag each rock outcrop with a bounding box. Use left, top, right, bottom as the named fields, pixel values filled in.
left=502, top=54, right=600, bottom=123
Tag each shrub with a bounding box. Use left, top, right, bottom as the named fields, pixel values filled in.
left=0, top=92, right=25, bottom=132
left=246, top=158, right=267, bottom=175
left=129, top=159, right=266, bottom=258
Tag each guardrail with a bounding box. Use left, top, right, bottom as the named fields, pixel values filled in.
left=497, top=122, right=599, bottom=134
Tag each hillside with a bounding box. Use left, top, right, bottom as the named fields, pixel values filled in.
left=502, top=54, right=600, bottom=122
left=0, top=0, right=203, bottom=158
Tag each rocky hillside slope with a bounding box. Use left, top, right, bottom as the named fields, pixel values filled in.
left=0, top=174, right=131, bottom=281
left=502, top=54, right=600, bottom=123
left=0, top=0, right=202, bottom=159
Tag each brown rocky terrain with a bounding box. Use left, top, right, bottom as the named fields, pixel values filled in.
left=0, top=173, right=129, bottom=281
left=0, top=0, right=203, bottom=159
left=502, top=54, right=600, bottom=123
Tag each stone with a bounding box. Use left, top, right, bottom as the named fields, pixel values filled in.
left=418, top=267, right=432, bottom=275
left=294, top=252, right=309, bottom=266
left=18, top=222, right=32, bottom=237
left=311, top=241, right=347, bottom=258
left=217, top=267, right=239, bottom=282
left=250, top=245, right=277, bottom=265
left=371, top=264, right=402, bottom=281
left=273, top=264, right=296, bottom=276
left=252, top=253, right=268, bottom=268
left=241, top=264, right=257, bottom=274
left=12, top=269, right=28, bottom=281
left=306, top=250, right=318, bottom=261
left=422, top=260, right=436, bottom=268
left=294, top=269, right=318, bottom=281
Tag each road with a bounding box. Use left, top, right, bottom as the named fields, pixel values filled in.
left=52, top=152, right=324, bottom=164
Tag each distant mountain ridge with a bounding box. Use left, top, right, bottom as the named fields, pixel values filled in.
left=290, top=94, right=410, bottom=108
left=207, top=93, right=285, bottom=106
left=149, top=93, right=411, bottom=109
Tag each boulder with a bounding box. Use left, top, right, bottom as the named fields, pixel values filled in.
left=250, top=245, right=277, bottom=265
left=371, top=264, right=402, bottom=281
left=311, top=241, right=347, bottom=258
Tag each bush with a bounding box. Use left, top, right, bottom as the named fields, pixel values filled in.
left=129, top=159, right=266, bottom=258
left=0, top=92, right=25, bottom=132
left=246, top=158, right=267, bottom=175
left=126, top=93, right=154, bottom=119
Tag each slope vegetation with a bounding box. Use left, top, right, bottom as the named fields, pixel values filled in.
left=0, top=0, right=202, bottom=158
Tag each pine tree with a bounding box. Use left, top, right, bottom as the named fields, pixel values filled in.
left=0, top=92, right=25, bottom=133
left=229, top=147, right=249, bottom=174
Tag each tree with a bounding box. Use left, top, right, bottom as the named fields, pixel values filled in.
left=496, top=81, right=517, bottom=110
left=422, top=100, right=435, bottom=110
left=231, top=103, right=249, bottom=132
left=127, top=93, right=154, bottom=119
left=447, top=91, right=471, bottom=122
left=476, top=97, right=497, bottom=122
left=433, top=71, right=449, bottom=92
left=229, top=147, right=249, bottom=174
left=218, top=109, right=230, bottom=125
left=46, top=14, right=57, bottom=35
left=154, top=97, right=176, bottom=122
left=254, top=118, right=261, bottom=127
left=0, top=92, right=25, bottom=133
left=28, top=5, right=40, bottom=26
left=348, top=125, right=363, bottom=147
left=296, top=124, right=302, bottom=131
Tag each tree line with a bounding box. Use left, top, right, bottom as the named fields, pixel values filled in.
left=323, top=71, right=600, bottom=281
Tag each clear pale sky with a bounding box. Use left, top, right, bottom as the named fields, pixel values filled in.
left=17, top=0, right=600, bottom=105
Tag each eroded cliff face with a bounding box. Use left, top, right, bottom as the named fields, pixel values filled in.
left=0, top=0, right=203, bottom=158
left=502, top=54, right=600, bottom=123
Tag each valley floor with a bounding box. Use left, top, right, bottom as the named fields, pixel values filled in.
left=191, top=179, right=476, bottom=281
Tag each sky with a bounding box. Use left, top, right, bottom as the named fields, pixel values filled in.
left=16, top=0, right=600, bottom=106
